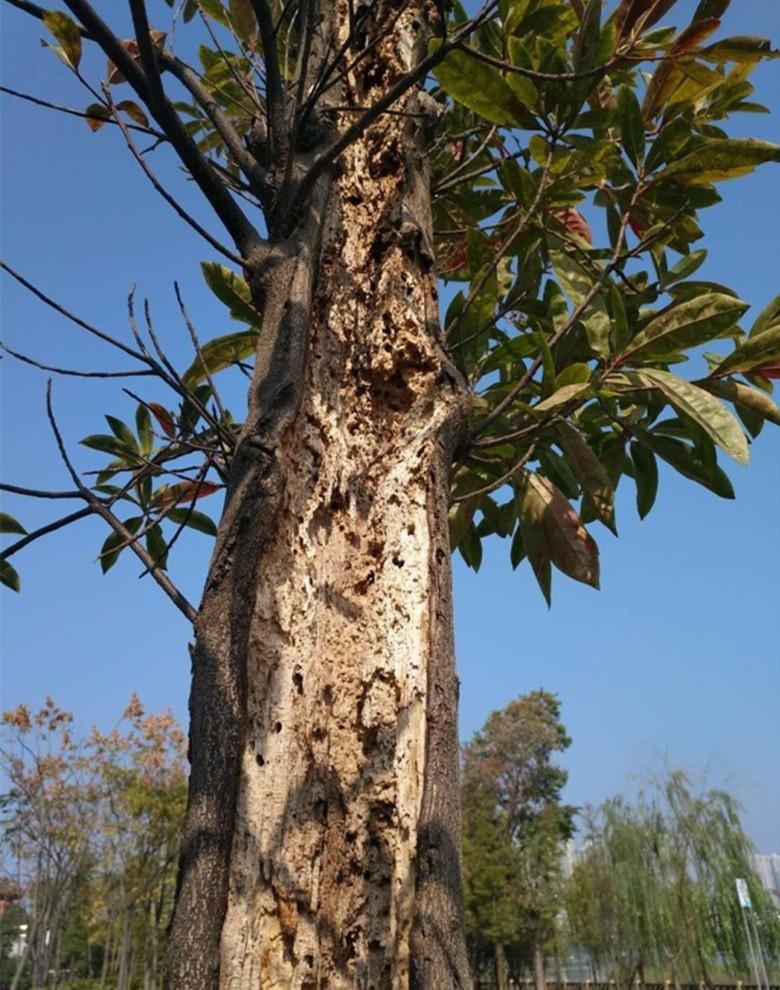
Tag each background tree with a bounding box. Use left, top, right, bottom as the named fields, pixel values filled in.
left=563, top=770, right=780, bottom=988
left=462, top=690, right=575, bottom=990
left=0, top=698, right=186, bottom=990
left=1, top=0, right=780, bottom=986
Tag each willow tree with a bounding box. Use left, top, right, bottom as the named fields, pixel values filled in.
left=1, top=0, right=779, bottom=987
left=564, top=772, right=780, bottom=987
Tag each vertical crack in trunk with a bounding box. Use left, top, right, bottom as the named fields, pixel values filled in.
left=168, top=3, right=472, bottom=988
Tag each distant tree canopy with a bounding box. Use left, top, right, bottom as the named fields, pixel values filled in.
left=0, top=698, right=186, bottom=990
left=462, top=690, right=575, bottom=990
left=563, top=770, right=780, bottom=987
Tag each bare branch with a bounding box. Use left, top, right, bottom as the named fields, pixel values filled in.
left=1, top=261, right=149, bottom=363
left=45, top=380, right=198, bottom=624
left=103, top=88, right=246, bottom=266
left=0, top=84, right=163, bottom=139
left=0, top=483, right=86, bottom=500
left=159, top=53, right=268, bottom=197
left=173, top=282, right=230, bottom=436
left=1, top=507, right=94, bottom=561
left=248, top=0, right=287, bottom=158
left=1, top=341, right=157, bottom=379
left=58, top=0, right=262, bottom=256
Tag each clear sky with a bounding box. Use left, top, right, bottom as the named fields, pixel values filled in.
left=1, top=2, right=778, bottom=850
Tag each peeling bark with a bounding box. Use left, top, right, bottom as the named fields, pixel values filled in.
left=166, top=3, right=472, bottom=988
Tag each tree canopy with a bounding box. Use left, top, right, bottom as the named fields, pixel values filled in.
left=2, top=0, right=779, bottom=606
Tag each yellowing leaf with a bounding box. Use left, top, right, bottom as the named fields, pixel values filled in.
left=622, top=293, right=748, bottom=363
left=43, top=10, right=82, bottom=69
left=181, top=330, right=258, bottom=388
left=656, top=138, right=780, bottom=185
left=608, top=368, right=749, bottom=464
left=714, top=324, right=780, bottom=376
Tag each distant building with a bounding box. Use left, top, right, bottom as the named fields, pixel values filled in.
left=754, top=853, right=780, bottom=907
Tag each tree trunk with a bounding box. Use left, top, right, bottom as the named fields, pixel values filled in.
left=496, top=943, right=510, bottom=990
left=534, top=944, right=547, bottom=990
left=166, top=4, right=472, bottom=988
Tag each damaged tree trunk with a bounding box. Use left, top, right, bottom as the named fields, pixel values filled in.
left=166, top=4, right=472, bottom=988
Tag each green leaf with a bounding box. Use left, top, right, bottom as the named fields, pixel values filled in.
left=135, top=404, right=153, bottom=457
left=0, top=513, right=27, bottom=536
left=534, top=382, right=590, bottom=413
left=621, top=293, right=748, bottom=363
left=661, top=249, right=708, bottom=288
left=228, top=0, right=257, bottom=42
left=713, top=325, right=780, bottom=376
left=640, top=432, right=734, bottom=498
left=516, top=470, right=600, bottom=596
left=431, top=42, right=529, bottom=127
left=617, top=86, right=644, bottom=167
left=99, top=517, right=143, bottom=574
left=448, top=498, right=478, bottom=550
left=702, top=379, right=780, bottom=427
left=42, top=10, right=82, bottom=69
left=146, top=525, right=169, bottom=571
left=630, top=441, right=658, bottom=519
left=181, top=330, right=258, bottom=388
left=167, top=508, right=219, bottom=536
left=549, top=251, right=610, bottom=358
left=555, top=422, right=616, bottom=533
left=1, top=559, right=20, bottom=592
left=80, top=434, right=138, bottom=460
left=106, top=415, right=139, bottom=452
left=693, top=0, right=731, bottom=19
left=608, top=369, right=749, bottom=464
left=750, top=295, right=780, bottom=336
left=657, top=138, right=780, bottom=185
left=198, top=0, right=231, bottom=27
left=201, top=261, right=261, bottom=325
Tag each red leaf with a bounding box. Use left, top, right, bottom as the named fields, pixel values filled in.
left=552, top=208, right=593, bottom=244
left=147, top=402, right=175, bottom=438
left=153, top=480, right=222, bottom=509
left=755, top=363, right=780, bottom=380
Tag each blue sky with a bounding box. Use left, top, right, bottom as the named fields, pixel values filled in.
left=1, top=2, right=778, bottom=850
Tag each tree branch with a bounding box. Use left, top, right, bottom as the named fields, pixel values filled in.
left=1, top=341, right=157, bottom=379
left=159, top=53, right=268, bottom=197
left=1, top=261, right=149, bottom=363
left=248, top=0, right=287, bottom=159
left=103, top=88, right=247, bottom=266
left=0, top=84, right=163, bottom=139
left=1, top=507, right=94, bottom=561
left=44, top=380, right=198, bottom=624
left=58, top=0, right=262, bottom=256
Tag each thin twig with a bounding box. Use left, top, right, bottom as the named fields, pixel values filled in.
left=173, top=282, right=230, bottom=437
left=0, top=84, right=163, bottom=139
left=45, top=380, right=197, bottom=623
left=0, top=483, right=85, bottom=500
left=0, top=341, right=156, bottom=379
left=0, top=507, right=94, bottom=561
left=103, top=86, right=246, bottom=266
left=1, top=261, right=148, bottom=364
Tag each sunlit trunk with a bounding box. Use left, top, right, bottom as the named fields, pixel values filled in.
left=166, top=3, right=472, bottom=987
